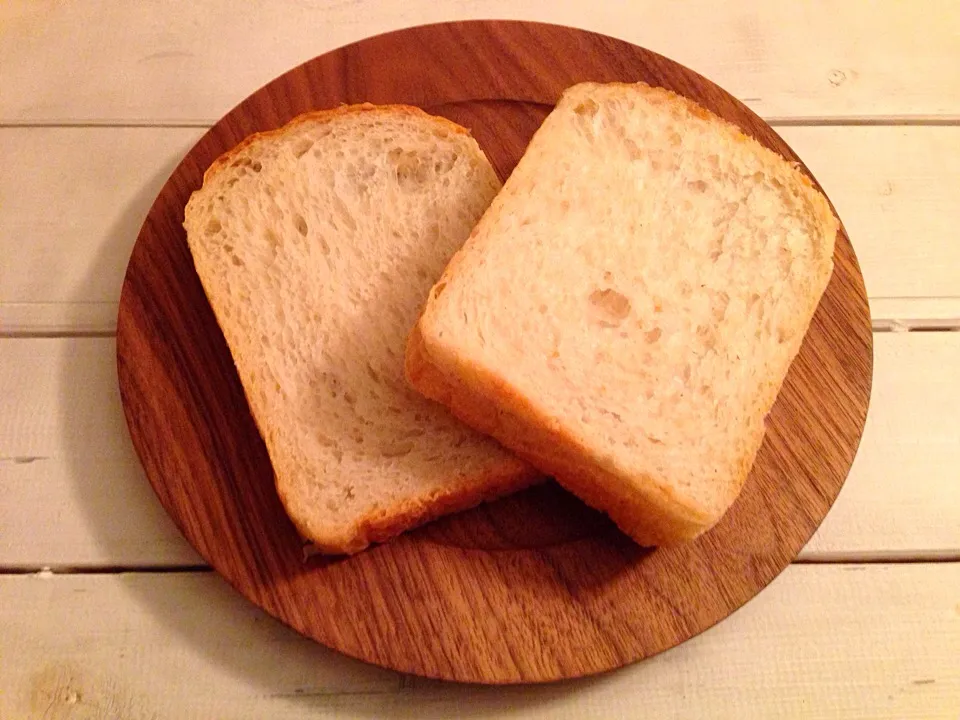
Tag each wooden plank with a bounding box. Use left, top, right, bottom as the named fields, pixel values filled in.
left=2, top=333, right=958, bottom=568
left=0, top=571, right=399, bottom=720
left=0, top=127, right=204, bottom=335
left=870, top=300, right=960, bottom=331
left=803, top=332, right=960, bottom=559
left=782, top=126, right=960, bottom=309
left=0, top=337, right=201, bottom=567
left=2, top=1, right=959, bottom=124
left=0, top=565, right=956, bottom=718
left=3, top=126, right=959, bottom=334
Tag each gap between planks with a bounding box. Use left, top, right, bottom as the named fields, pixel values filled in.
left=0, top=565, right=211, bottom=576
left=4, top=554, right=960, bottom=577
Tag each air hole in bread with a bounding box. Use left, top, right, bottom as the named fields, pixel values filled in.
left=687, top=179, right=708, bottom=193
left=230, top=254, right=243, bottom=267
left=714, top=201, right=740, bottom=227
left=574, top=99, right=599, bottom=117
left=205, top=218, right=222, bottom=235
left=264, top=229, right=280, bottom=252
left=433, top=152, right=456, bottom=174
left=381, top=441, right=414, bottom=458
left=696, top=324, right=712, bottom=342
left=292, top=138, right=313, bottom=159
left=644, top=327, right=662, bottom=343
left=331, top=195, right=358, bottom=232
left=623, top=138, right=641, bottom=160
left=432, top=281, right=447, bottom=299
left=251, top=161, right=262, bottom=173
left=391, top=148, right=430, bottom=187
left=294, top=214, right=308, bottom=236
left=588, top=288, right=631, bottom=327
left=778, top=245, right=793, bottom=274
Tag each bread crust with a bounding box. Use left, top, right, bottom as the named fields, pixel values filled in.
left=287, top=457, right=539, bottom=555
left=186, top=104, right=538, bottom=556
left=201, top=103, right=471, bottom=186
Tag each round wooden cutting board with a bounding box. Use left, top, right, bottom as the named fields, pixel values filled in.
left=117, top=21, right=873, bottom=684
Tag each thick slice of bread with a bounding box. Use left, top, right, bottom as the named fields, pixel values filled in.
left=407, top=82, right=838, bottom=546
left=184, top=104, right=538, bottom=555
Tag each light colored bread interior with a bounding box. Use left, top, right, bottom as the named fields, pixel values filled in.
left=409, top=82, right=838, bottom=545
left=184, top=104, right=537, bottom=555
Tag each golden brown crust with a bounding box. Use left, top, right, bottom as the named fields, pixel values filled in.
left=202, top=103, right=472, bottom=186
left=284, top=459, right=539, bottom=555
left=406, top=325, right=716, bottom=546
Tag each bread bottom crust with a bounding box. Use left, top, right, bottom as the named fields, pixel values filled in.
left=405, top=326, right=724, bottom=547
left=285, top=458, right=539, bottom=555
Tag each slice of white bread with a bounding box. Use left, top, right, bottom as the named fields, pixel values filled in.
left=184, top=104, right=538, bottom=555
left=406, top=82, right=838, bottom=546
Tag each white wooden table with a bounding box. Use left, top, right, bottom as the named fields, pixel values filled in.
left=2, top=2, right=958, bottom=717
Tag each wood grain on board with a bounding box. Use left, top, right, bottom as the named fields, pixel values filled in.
left=116, top=22, right=872, bottom=682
